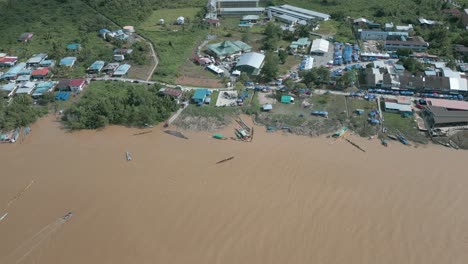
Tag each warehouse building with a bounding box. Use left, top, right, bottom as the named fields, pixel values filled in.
left=310, top=38, right=330, bottom=55
left=266, top=4, right=330, bottom=22
left=234, top=52, right=265, bottom=75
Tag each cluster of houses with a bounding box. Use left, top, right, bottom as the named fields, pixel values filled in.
left=354, top=18, right=429, bottom=53
left=363, top=60, right=468, bottom=95
left=193, top=40, right=266, bottom=76
left=98, top=26, right=135, bottom=41
left=0, top=51, right=133, bottom=100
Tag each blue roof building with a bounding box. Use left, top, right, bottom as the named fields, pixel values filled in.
left=87, top=60, right=105, bottom=73
left=60, top=57, right=77, bottom=67
left=99, top=29, right=111, bottom=35
left=32, top=81, right=55, bottom=97
left=1, top=62, right=27, bottom=80
left=192, top=89, right=209, bottom=104
left=112, top=63, right=131, bottom=76
left=67, top=43, right=81, bottom=51
left=40, top=59, right=56, bottom=67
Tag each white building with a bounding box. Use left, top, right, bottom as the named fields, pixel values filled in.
left=267, top=4, right=330, bottom=21
left=310, top=39, right=330, bottom=55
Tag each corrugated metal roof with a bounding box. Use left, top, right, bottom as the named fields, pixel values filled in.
left=310, top=39, right=329, bottom=53
left=60, top=57, right=77, bottom=66
left=279, top=4, right=330, bottom=20
left=113, top=64, right=131, bottom=76
left=236, top=52, right=265, bottom=69
left=219, top=7, right=265, bottom=12
left=427, top=98, right=468, bottom=110
left=192, top=89, right=208, bottom=100
left=425, top=105, right=468, bottom=124
left=385, top=102, right=412, bottom=112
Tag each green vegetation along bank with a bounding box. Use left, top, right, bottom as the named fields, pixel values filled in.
left=62, top=82, right=178, bottom=129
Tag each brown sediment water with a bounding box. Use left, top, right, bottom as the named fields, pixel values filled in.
left=1, top=115, right=468, bottom=264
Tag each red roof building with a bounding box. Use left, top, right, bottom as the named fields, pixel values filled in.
left=69, top=79, right=87, bottom=92
left=427, top=99, right=468, bottom=111
left=160, top=88, right=182, bottom=98
left=56, top=78, right=87, bottom=92
left=0, top=56, right=18, bottom=67
left=31, top=67, right=49, bottom=78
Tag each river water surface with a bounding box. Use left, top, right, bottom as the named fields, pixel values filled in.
left=0, top=115, right=467, bottom=264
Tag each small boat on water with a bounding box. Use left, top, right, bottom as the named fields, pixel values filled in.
left=448, top=140, right=459, bottom=150
left=216, top=156, right=234, bottom=164
left=381, top=139, right=388, bottom=147
left=125, top=151, right=132, bottom=161
left=213, top=134, right=227, bottom=140
left=164, top=130, right=188, bottom=139
left=62, top=211, right=73, bottom=221
left=332, top=127, right=348, bottom=138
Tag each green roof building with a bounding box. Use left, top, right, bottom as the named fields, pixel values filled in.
left=192, top=89, right=209, bottom=104
left=289, top=38, right=311, bottom=50
left=281, top=95, right=293, bottom=104
left=206, top=40, right=252, bottom=59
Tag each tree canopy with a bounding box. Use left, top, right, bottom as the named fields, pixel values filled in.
left=0, top=95, right=48, bottom=131
left=62, top=82, right=178, bottom=129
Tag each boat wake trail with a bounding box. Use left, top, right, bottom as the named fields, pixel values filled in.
left=1, top=215, right=69, bottom=264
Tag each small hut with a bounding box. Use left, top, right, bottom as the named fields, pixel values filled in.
left=176, top=16, right=185, bottom=25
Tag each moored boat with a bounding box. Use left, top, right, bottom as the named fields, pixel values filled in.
left=213, top=134, right=227, bottom=140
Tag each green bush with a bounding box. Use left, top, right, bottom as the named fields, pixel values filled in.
left=62, top=82, right=177, bottom=129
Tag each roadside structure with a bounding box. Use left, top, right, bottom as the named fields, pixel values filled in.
left=87, top=61, right=105, bottom=74
left=192, top=89, right=210, bottom=104
left=112, top=64, right=131, bottom=77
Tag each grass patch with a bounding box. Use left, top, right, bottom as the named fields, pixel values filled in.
left=138, top=8, right=207, bottom=84
left=209, top=91, right=219, bottom=106
left=346, top=98, right=379, bottom=137
left=278, top=55, right=301, bottom=75
left=383, top=112, right=428, bottom=144
left=315, top=20, right=338, bottom=36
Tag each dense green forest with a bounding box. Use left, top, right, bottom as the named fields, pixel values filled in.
left=62, top=82, right=178, bottom=129
left=0, top=95, right=48, bottom=131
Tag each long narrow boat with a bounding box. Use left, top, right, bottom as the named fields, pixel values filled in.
left=387, top=135, right=398, bottom=141
left=396, top=134, right=409, bottom=145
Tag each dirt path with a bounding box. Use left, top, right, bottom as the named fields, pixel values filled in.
left=79, top=0, right=158, bottom=81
